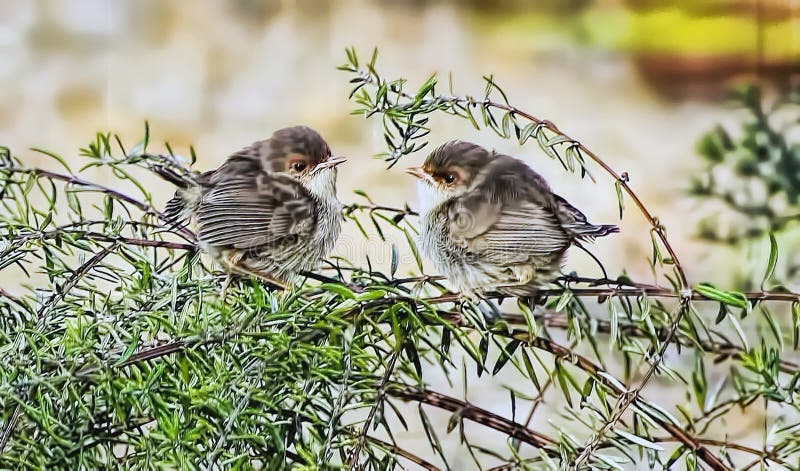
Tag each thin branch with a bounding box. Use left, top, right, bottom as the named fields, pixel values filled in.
left=345, top=202, right=418, bottom=217
left=653, top=436, right=790, bottom=468
left=386, top=383, right=557, bottom=450
left=366, top=436, right=441, bottom=471
left=421, top=287, right=800, bottom=304
left=21, top=230, right=196, bottom=251
left=520, top=311, right=800, bottom=374
left=0, top=288, right=31, bottom=313
left=348, top=348, right=401, bottom=469
left=2, top=166, right=195, bottom=240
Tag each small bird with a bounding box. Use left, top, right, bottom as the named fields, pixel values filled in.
left=406, top=140, right=617, bottom=298
left=157, top=125, right=345, bottom=289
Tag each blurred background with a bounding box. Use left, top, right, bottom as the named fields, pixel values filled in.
left=1, top=0, right=798, bottom=283
left=1, top=0, right=798, bottom=468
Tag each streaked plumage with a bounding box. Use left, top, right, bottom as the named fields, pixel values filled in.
left=160, top=126, right=344, bottom=286
left=408, top=141, right=617, bottom=297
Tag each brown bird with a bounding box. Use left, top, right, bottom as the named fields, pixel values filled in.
left=158, top=126, right=345, bottom=289
left=406, top=140, right=617, bottom=297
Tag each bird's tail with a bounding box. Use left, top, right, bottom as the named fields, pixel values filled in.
left=564, top=222, right=619, bottom=241
left=147, top=158, right=200, bottom=226
left=151, top=162, right=195, bottom=190
left=578, top=224, right=619, bottom=238
left=163, top=192, right=188, bottom=225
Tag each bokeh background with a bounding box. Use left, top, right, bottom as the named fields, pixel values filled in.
left=2, top=0, right=799, bottom=468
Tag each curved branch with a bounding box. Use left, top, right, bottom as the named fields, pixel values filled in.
left=478, top=102, right=688, bottom=288
left=386, top=383, right=557, bottom=450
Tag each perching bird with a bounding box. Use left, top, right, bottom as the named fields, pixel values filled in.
left=406, top=140, right=617, bottom=298
left=156, top=126, right=345, bottom=289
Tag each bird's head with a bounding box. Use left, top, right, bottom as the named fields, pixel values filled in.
left=406, top=141, right=494, bottom=210
left=262, top=126, right=346, bottom=196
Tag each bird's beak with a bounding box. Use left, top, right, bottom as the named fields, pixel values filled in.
left=405, top=167, right=428, bottom=180
left=314, top=156, right=347, bottom=173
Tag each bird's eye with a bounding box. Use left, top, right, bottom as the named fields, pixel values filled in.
left=291, top=161, right=307, bottom=172
left=444, top=173, right=456, bottom=184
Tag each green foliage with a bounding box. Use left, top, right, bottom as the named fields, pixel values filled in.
left=0, top=50, right=799, bottom=470
left=691, top=84, right=800, bottom=244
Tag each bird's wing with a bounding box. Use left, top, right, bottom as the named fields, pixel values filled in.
left=195, top=172, right=315, bottom=249
left=448, top=197, right=569, bottom=265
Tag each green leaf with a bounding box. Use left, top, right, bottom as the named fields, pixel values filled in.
left=615, top=429, right=663, bottom=451
left=492, top=340, right=521, bottom=375
left=555, top=291, right=573, bottom=312
left=581, top=378, right=595, bottom=402
left=403, top=229, right=423, bottom=272
left=614, top=180, right=624, bottom=220
left=793, top=301, right=800, bottom=350
left=714, top=303, right=728, bottom=324
left=114, top=332, right=140, bottom=366
left=143, top=120, right=150, bottom=152
left=518, top=122, right=537, bottom=145
left=521, top=349, right=542, bottom=391
left=320, top=283, right=356, bottom=300
left=761, top=305, right=783, bottom=351
left=728, top=314, right=749, bottom=350
left=554, top=363, right=573, bottom=407
left=478, top=335, right=489, bottom=377
left=761, top=232, right=778, bottom=290
left=355, top=289, right=387, bottom=302
left=390, top=243, right=399, bottom=278
left=418, top=405, right=448, bottom=466
left=31, top=147, right=72, bottom=173
left=691, top=354, right=706, bottom=411
left=694, top=284, right=747, bottom=308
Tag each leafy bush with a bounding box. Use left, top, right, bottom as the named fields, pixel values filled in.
left=1, top=49, right=798, bottom=469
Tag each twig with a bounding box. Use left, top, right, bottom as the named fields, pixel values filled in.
left=421, top=287, right=800, bottom=304
left=387, top=383, right=556, bottom=450
left=520, top=311, right=800, bottom=374
left=22, top=230, right=196, bottom=251
left=348, top=348, right=401, bottom=469
left=3, top=166, right=195, bottom=240
left=366, top=436, right=441, bottom=471
left=0, top=288, right=31, bottom=313
left=652, top=437, right=790, bottom=468
left=345, top=202, right=418, bottom=217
